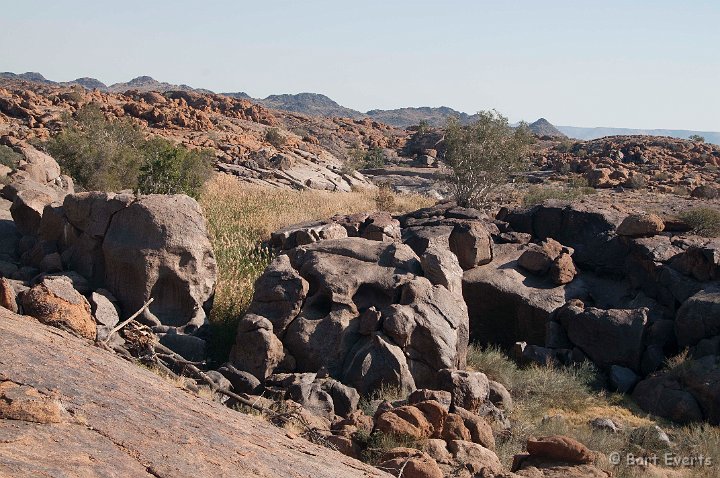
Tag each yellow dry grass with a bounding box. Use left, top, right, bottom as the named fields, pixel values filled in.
left=198, top=173, right=433, bottom=362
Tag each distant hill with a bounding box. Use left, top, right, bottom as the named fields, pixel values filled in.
left=557, top=126, right=720, bottom=145
left=105, top=76, right=214, bottom=94
left=528, top=118, right=566, bottom=138
left=366, top=106, right=478, bottom=128
left=255, top=93, right=365, bottom=119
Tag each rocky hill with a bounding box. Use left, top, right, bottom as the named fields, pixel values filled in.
left=528, top=118, right=566, bottom=138
left=256, top=93, right=366, bottom=119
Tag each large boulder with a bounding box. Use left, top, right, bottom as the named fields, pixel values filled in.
left=233, top=237, right=469, bottom=394
left=560, top=305, right=647, bottom=371
left=102, top=195, right=217, bottom=331
left=675, top=287, right=720, bottom=348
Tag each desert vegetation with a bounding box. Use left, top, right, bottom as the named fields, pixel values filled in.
left=444, top=110, right=533, bottom=207
left=45, top=104, right=213, bottom=197
left=680, top=207, right=720, bottom=237
left=466, top=345, right=720, bottom=477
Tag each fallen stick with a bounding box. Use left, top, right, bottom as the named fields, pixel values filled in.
left=102, top=298, right=154, bottom=344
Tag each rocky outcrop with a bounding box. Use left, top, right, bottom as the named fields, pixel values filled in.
left=231, top=237, right=469, bottom=394
left=0, top=307, right=389, bottom=478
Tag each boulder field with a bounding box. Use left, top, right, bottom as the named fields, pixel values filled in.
left=231, top=198, right=719, bottom=426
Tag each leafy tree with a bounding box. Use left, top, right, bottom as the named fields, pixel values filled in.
left=444, top=110, right=532, bottom=207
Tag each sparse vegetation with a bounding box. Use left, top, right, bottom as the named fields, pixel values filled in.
left=264, top=127, right=287, bottom=148
left=45, top=104, right=213, bottom=196
left=625, top=174, right=647, bottom=190
left=689, top=134, right=706, bottom=143
left=444, top=110, right=533, bottom=207
left=680, top=207, right=720, bottom=237
left=199, top=175, right=432, bottom=363
left=343, top=145, right=386, bottom=173
left=374, top=182, right=396, bottom=211
left=0, top=144, right=21, bottom=171
left=466, top=344, right=720, bottom=477
left=356, top=430, right=419, bottom=465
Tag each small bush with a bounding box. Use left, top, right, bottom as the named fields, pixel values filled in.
left=343, top=145, right=386, bottom=173
left=358, top=383, right=405, bottom=416
left=264, top=127, right=286, bottom=148
left=355, top=431, right=419, bottom=465
left=680, top=208, right=720, bottom=237
left=625, top=174, right=647, bottom=190
left=689, top=134, right=705, bottom=143
left=0, top=145, right=21, bottom=171
left=374, top=183, right=396, bottom=211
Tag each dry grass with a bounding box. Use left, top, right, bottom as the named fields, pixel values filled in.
left=199, top=174, right=433, bottom=363
left=467, top=344, right=720, bottom=477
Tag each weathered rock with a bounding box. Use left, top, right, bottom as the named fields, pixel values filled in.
left=526, top=435, right=594, bottom=464
left=361, top=212, right=401, bottom=242
left=420, top=244, right=463, bottom=295
left=63, top=191, right=134, bottom=238
left=562, top=306, right=647, bottom=371
left=10, top=186, right=58, bottom=236
left=437, top=369, right=489, bottom=413
left=549, top=252, right=577, bottom=285
left=102, top=195, right=217, bottom=330
left=230, top=314, right=285, bottom=380
left=0, top=277, right=17, bottom=313
left=632, top=375, right=704, bottom=424
left=609, top=365, right=639, bottom=393
left=287, top=381, right=335, bottom=420
left=441, top=413, right=471, bottom=441
left=0, top=381, right=64, bottom=424
left=378, top=448, right=443, bottom=478
left=675, top=287, right=720, bottom=348
left=487, top=380, right=513, bottom=411
left=453, top=407, right=495, bottom=450
left=518, top=239, right=563, bottom=275
left=448, top=222, right=493, bottom=270
left=446, top=440, right=503, bottom=475
left=408, top=389, right=452, bottom=410
left=159, top=332, right=208, bottom=362
left=323, top=379, right=360, bottom=417
left=616, top=213, right=665, bottom=237
left=20, top=277, right=95, bottom=339
left=89, top=289, right=120, bottom=341
left=217, top=363, right=262, bottom=394
left=375, top=405, right=433, bottom=440
left=628, top=425, right=672, bottom=451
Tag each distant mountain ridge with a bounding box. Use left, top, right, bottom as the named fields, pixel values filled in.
left=2, top=71, right=717, bottom=144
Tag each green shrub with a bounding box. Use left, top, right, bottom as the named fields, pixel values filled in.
left=45, top=104, right=213, bottom=196
left=680, top=208, right=720, bottom=237
left=363, top=147, right=386, bottom=168
left=689, top=134, right=705, bottom=143
left=0, top=145, right=21, bottom=171
left=137, top=138, right=213, bottom=199
left=343, top=145, right=386, bottom=173
left=264, top=127, right=287, bottom=148
left=444, top=110, right=533, bottom=207
left=46, top=104, right=146, bottom=191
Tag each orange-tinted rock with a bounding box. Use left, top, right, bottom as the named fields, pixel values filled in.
left=20, top=277, right=95, bottom=340
left=526, top=435, right=594, bottom=464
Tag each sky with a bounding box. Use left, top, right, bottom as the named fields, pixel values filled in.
left=2, top=0, right=719, bottom=131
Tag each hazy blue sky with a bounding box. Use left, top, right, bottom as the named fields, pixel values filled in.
left=2, top=0, right=719, bottom=130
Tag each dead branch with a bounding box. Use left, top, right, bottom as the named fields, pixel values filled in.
left=102, top=298, right=154, bottom=344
